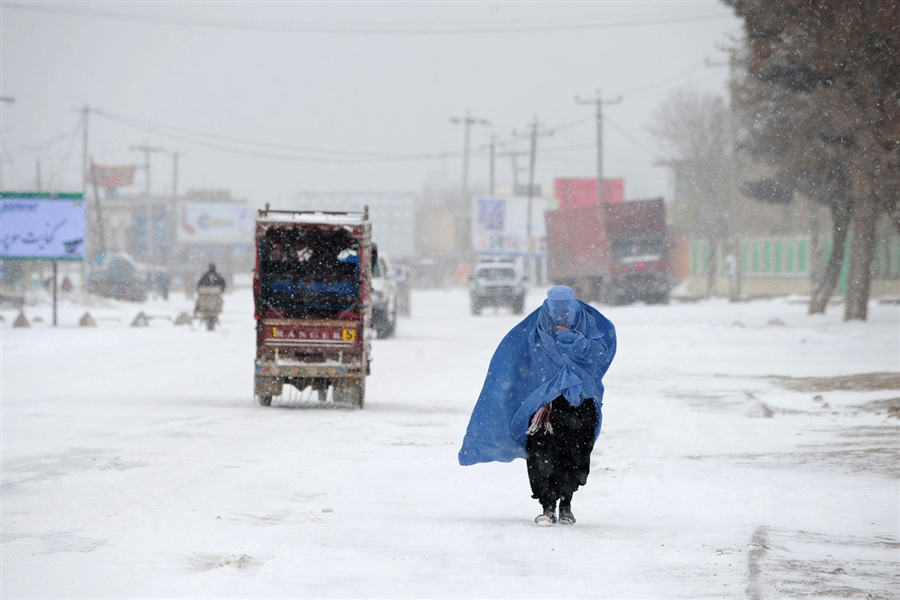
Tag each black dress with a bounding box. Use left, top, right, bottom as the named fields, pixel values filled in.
left=525, top=396, right=598, bottom=510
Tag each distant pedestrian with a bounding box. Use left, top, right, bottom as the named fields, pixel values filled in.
left=197, top=263, right=226, bottom=292
left=459, top=285, right=616, bottom=526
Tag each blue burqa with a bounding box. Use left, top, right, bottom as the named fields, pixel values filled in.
left=459, top=286, right=617, bottom=466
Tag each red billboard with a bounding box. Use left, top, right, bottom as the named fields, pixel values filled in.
left=554, top=178, right=624, bottom=207
left=91, top=164, right=137, bottom=188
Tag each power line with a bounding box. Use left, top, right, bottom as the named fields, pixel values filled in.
left=93, top=109, right=450, bottom=159
left=548, top=113, right=596, bottom=133
left=605, top=115, right=663, bottom=162
left=3, top=4, right=734, bottom=35
left=21, top=122, right=82, bottom=152
left=91, top=108, right=465, bottom=164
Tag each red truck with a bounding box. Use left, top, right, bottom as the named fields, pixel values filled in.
left=545, top=197, right=670, bottom=305
left=253, top=206, right=373, bottom=407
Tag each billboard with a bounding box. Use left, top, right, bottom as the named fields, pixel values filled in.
left=177, top=202, right=252, bottom=244
left=91, top=164, right=137, bottom=188
left=472, top=196, right=552, bottom=257
left=0, top=193, right=86, bottom=260
left=554, top=178, right=625, bottom=207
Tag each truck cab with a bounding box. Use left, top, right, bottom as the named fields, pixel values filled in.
left=546, top=198, right=670, bottom=305
left=253, top=206, right=372, bottom=407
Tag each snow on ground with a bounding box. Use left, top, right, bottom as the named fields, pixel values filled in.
left=2, top=286, right=898, bottom=598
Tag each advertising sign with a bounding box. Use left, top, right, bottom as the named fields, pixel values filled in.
left=554, top=178, right=625, bottom=207
left=177, top=202, right=252, bottom=244
left=0, top=193, right=86, bottom=260
left=472, top=196, right=551, bottom=257
left=91, top=164, right=137, bottom=188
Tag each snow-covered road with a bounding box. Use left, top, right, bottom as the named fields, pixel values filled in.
left=2, top=288, right=898, bottom=598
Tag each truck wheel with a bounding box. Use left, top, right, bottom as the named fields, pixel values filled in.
left=258, top=394, right=272, bottom=407
left=379, top=308, right=396, bottom=339
left=513, top=297, right=525, bottom=314
left=385, top=308, right=397, bottom=337
left=375, top=311, right=394, bottom=339
left=649, top=292, right=670, bottom=305
left=335, top=378, right=365, bottom=408
left=471, top=300, right=482, bottom=315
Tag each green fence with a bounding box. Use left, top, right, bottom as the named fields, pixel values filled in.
left=690, top=235, right=900, bottom=293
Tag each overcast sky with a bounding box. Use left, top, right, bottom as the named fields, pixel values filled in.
left=1, top=1, right=743, bottom=206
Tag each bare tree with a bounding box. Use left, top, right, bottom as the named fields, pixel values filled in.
left=648, top=87, right=733, bottom=297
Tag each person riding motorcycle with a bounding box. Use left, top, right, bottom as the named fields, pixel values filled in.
left=197, top=263, right=226, bottom=292
left=195, top=264, right=225, bottom=330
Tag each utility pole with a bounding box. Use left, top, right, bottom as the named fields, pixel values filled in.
left=35, top=159, right=41, bottom=192
left=513, top=116, right=553, bottom=285
left=81, top=105, right=89, bottom=193
left=488, top=136, right=497, bottom=196
left=130, top=143, right=165, bottom=269
left=0, top=97, right=13, bottom=190
left=171, top=151, right=179, bottom=200
left=449, top=110, right=489, bottom=205
left=486, top=141, right=527, bottom=197
left=89, top=158, right=106, bottom=255
left=78, top=104, right=89, bottom=294
left=130, top=143, right=165, bottom=195
left=449, top=110, right=489, bottom=262
left=575, top=89, right=622, bottom=204
left=505, top=150, right=528, bottom=195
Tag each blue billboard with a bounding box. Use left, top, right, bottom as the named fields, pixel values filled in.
left=0, top=193, right=86, bottom=261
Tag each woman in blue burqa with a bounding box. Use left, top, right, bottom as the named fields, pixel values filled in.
left=459, top=285, right=616, bottom=526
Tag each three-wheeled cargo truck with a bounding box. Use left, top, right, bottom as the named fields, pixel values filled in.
left=253, top=205, right=372, bottom=407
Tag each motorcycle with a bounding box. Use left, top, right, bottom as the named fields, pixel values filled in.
left=194, top=286, right=224, bottom=331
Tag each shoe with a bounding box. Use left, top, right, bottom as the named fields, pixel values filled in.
left=535, top=506, right=556, bottom=527
left=558, top=506, right=576, bottom=525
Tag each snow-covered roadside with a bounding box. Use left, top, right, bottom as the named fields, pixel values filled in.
left=2, top=288, right=898, bottom=598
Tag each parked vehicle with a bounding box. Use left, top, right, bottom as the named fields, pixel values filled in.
left=370, top=246, right=398, bottom=338
left=194, top=286, right=223, bottom=330
left=85, top=252, right=148, bottom=302
left=253, top=205, right=372, bottom=408
left=545, top=198, right=670, bottom=304
left=469, top=260, right=526, bottom=315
